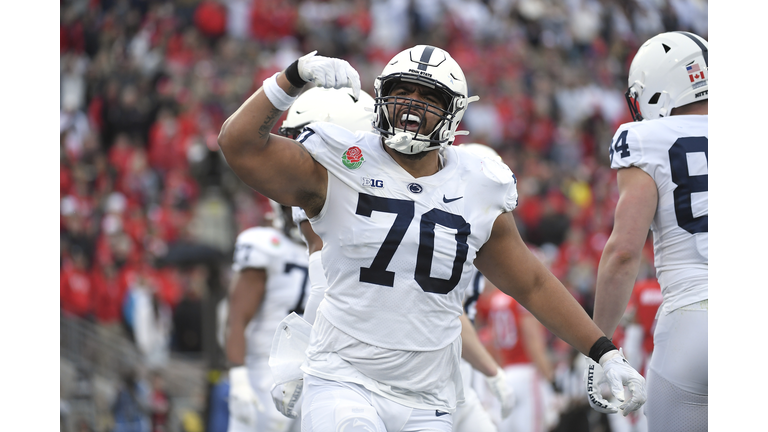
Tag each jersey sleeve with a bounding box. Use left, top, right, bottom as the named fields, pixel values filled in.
left=608, top=123, right=647, bottom=171
left=296, top=126, right=332, bottom=162
left=504, top=169, right=519, bottom=212
left=480, top=158, right=519, bottom=212
left=297, top=123, right=360, bottom=163
left=231, top=228, right=282, bottom=272
left=298, top=123, right=368, bottom=182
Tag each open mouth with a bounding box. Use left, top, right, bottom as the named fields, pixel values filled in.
left=398, top=112, right=422, bottom=133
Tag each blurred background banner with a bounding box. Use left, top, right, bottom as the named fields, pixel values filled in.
left=59, top=1, right=706, bottom=431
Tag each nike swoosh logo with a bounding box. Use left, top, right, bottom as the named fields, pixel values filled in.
left=443, top=195, right=463, bottom=203
left=295, top=110, right=307, bottom=115
left=435, top=410, right=449, bottom=417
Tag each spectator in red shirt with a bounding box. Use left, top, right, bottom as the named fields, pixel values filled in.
left=61, top=247, right=94, bottom=319
left=194, top=0, right=227, bottom=43
left=91, top=262, right=126, bottom=326
left=147, top=107, right=187, bottom=175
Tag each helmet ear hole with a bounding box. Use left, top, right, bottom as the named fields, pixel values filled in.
left=648, top=93, right=661, bottom=105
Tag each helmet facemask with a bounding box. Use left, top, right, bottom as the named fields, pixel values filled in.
left=278, top=122, right=310, bottom=140
left=624, top=86, right=644, bottom=122
left=375, top=75, right=458, bottom=154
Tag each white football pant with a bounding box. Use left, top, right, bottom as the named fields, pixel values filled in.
left=301, top=374, right=453, bottom=432
left=644, top=301, right=707, bottom=432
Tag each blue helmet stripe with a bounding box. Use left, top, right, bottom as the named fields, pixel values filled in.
left=417, top=46, right=436, bottom=71
left=676, top=31, right=708, bottom=67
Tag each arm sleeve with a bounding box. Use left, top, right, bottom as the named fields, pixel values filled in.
left=609, top=124, right=646, bottom=171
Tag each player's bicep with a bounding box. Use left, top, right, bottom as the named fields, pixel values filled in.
left=230, top=133, right=327, bottom=210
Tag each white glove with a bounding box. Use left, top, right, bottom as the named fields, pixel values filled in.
left=228, top=366, right=264, bottom=426
left=585, top=349, right=647, bottom=416
left=486, top=367, right=516, bottom=418
left=271, top=378, right=303, bottom=419
left=585, top=356, right=617, bottom=414
left=297, top=51, right=361, bottom=100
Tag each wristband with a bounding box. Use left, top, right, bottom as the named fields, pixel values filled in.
left=263, top=72, right=297, bottom=111
left=284, top=60, right=308, bottom=88
left=588, top=336, right=618, bottom=364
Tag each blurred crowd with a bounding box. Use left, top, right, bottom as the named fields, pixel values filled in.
left=60, top=0, right=706, bottom=430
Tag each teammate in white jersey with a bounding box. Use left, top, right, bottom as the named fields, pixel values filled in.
left=218, top=44, right=646, bottom=431
left=224, top=202, right=310, bottom=432
left=586, top=32, right=708, bottom=431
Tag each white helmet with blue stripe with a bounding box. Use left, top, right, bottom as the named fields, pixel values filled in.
left=373, top=45, right=479, bottom=154
left=625, top=31, right=708, bottom=121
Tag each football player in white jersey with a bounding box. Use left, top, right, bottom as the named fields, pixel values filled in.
left=218, top=45, right=646, bottom=431
left=586, top=32, right=708, bottom=431
left=224, top=201, right=310, bottom=432
left=278, top=98, right=515, bottom=432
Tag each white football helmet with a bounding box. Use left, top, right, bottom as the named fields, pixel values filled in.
left=278, top=86, right=375, bottom=139
left=373, top=45, right=479, bottom=154
left=625, top=31, right=708, bottom=121
left=457, top=143, right=503, bottom=162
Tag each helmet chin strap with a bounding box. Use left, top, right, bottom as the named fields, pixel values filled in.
left=384, top=131, right=434, bottom=154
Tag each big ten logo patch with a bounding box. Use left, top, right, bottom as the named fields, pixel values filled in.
left=362, top=177, right=384, bottom=188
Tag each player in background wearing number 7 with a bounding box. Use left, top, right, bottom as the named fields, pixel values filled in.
left=223, top=201, right=309, bottom=432
left=587, top=31, right=708, bottom=431
left=217, top=45, right=646, bottom=431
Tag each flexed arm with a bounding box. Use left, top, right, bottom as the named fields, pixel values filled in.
left=217, top=52, right=361, bottom=216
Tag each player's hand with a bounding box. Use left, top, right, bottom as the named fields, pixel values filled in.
left=270, top=378, right=303, bottom=419
left=600, top=349, right=646, bottom=415
left=486, top=367, right=516, bottom=418
left=585, top=349, right=647, bottom=416
left=297, top=51, right=361, bottom=100
left=585, top=356, right=618, bottom=414
left=229, top=366, right=264, bottom=426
